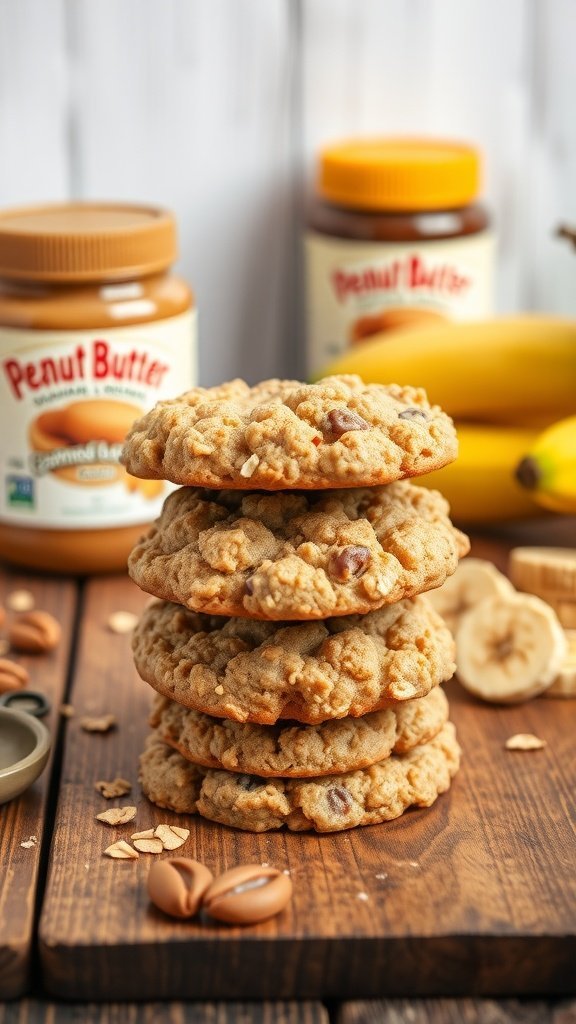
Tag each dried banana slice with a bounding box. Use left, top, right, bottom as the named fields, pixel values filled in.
left=456, top=592, right=567, bottom=704
left=428, top=557, right=514, bottom=634
left=509, top=546, right=576, bottom=628
left=545, top=630, right=576, bottom=698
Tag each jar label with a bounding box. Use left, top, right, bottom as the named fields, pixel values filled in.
left=0, top=310, right=196, bottom=528
left=305, top=232, right=495, bottom=374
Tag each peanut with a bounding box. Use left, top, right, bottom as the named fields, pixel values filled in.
left=202, top=864, right=292, bottom=925
left=9, top=610, right=61, bottom=654
left=147, top=858, right=214, bottom=919
left=0, top=658, right=29, bottom=694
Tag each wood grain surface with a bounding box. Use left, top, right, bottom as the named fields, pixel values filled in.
left=337, top=1000, right=576, bottom=1023
left=37, top=532, right=576, bottom=1001
left=0, top=572, right=77, bottom=999
left=0, top=1001, right=328, bottom=1024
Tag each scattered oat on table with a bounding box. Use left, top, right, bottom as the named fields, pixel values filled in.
left=7, top=590, right=35, bottom=612
left=154, top=824, right=189, bottom=850
left=96, top=806, right=137, bottom=826
left=80, top=714, right=117, bottom=733
left=131, top=829, right=155, bottom=840
left=505, top=733, right=547, bottom=751
left=104, top=840, right=139, bottom=860
left=95, top=777, right=132, bottom=799
left=107, top=611, right=139, bottom=634
left=133, top=837, right=164, bottom=854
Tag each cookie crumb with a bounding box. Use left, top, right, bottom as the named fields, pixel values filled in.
left=104, top=840, right=138, bottom=860
left=7, top=590, right=35, bottom=612
left=59, top=704, right=75, bottom=718
left=80, top=714, right=117, bottom=733
left=95, top=777, right=132, bottom=799
left=214, top=684, right=224, bottom=696
left=505, top=733, right=546, bottom=751
left=20, top=836, right=38, bottom=849
left=107, top=611, right=139, bottom=634
left=357, top=891, right=369, bottom=901
left=96, top=806, right=137, bottom=826
left=375, top=872, right=388, bottom=880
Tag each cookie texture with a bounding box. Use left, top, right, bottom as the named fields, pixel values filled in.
left=150, top=686, right=449, bottom=777
left=133, top=597, right=455, bottom=725
left=128, top=482, right=469, bottom=620
left=121, top=375, right=458, bottom=490
left=139, top=722, right=461, bottom=833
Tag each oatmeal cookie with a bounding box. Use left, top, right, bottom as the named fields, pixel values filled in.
left=121, top=376, right=458, bottom=490
left=132, top=597, right=455, bottom=724
left=150, top=686, right=449, bottom=777
left=128, top=482, right=469, bottom=620
left=139, top=722, right=461, bottom=832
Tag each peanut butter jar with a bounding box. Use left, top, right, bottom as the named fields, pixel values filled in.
left=305, top=138, right=494, bottom=374
left=0, top=202, right=195, bottom=574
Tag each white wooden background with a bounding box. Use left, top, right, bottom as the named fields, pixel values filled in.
left=0, top=0, right=575, bottom=385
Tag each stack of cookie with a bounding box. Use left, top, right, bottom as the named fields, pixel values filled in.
left=121, top=376, right=467, bottom=833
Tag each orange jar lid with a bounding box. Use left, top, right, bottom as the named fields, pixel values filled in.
left=0, top=201, right=177, bottom=282
left=317, top=138, right=482, bottom=212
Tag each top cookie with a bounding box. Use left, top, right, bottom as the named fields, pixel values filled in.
left=121, top=375, right=458, bottom=490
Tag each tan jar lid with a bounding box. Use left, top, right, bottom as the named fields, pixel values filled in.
left=0, top=202, right=178, bottom=282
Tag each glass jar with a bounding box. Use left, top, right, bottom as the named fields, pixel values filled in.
left=0, top=202, right=195, bottom=573
left=305, top=138, right=494, bottom=374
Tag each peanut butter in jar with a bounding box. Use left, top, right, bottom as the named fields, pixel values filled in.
left=305, top=137, right=494, bottom=374
left=0, top=202, right=196, bottom=573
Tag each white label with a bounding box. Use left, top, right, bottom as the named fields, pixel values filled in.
left=305, top=231, right=495, bottom=374
left=0, top=310, right=196, bottom=528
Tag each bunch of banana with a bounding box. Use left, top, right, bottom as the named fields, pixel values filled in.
left=515, top=415, right=576, bottom=513
left=321, top=316, right=576, bottom=522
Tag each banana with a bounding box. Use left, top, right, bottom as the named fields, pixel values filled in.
left=419, top=425, right=542, bottom=523
left=545, top=630, right=576, bottom=698
left=427, top=558, right=514, bottom=633
left=318, top=316, right=576, bottom=423
left=456, top=592, right=568, bottom=704
left=515, top=416, right=576, bottom=513
left=509, top=546, right=576, bottom=628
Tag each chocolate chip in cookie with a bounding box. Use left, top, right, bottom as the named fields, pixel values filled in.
left=325, top=408, right=370, bottom=438
left=329, top=545, right=371, bottom=583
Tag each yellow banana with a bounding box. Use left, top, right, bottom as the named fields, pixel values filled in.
left=318, top=316, right=576, bottom=424
left=419, top=425, right=543, bottom=523
left=515, top=416, right=576, bottom=513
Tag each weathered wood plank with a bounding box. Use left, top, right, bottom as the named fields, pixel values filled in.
left=0, top=0, right=69, bottom=202
left=39, top=534, right=576, bottom=1000
left=337, top=1000, right=576, bottom=1023
left=0, top=571, right=77, bottom=999
left=0, top=1002, right=328, bottom=1024
left=65, top=0, right=299, bottom=384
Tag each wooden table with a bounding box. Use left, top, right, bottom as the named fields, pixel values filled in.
left=1, top=520, right=575, bottom=1021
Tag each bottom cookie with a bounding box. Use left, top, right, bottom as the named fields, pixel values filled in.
left=139, top=721, right=461, bottom=833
